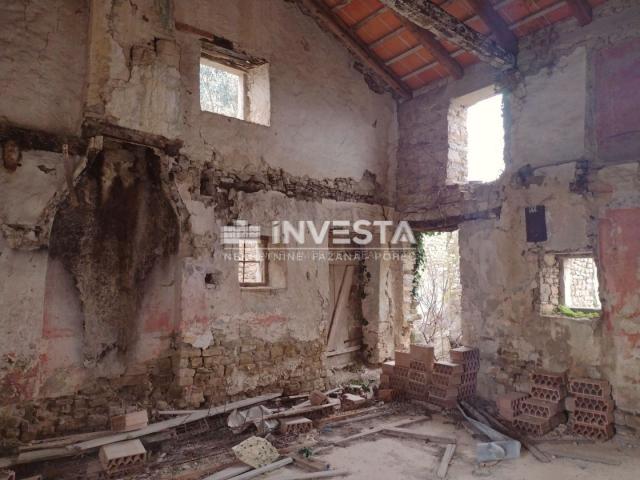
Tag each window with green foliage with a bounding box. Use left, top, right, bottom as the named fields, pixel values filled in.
left=200, top=59, right=244, bottom=120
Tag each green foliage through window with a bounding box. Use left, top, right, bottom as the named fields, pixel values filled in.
left=200, top=61, right=242, bottom=119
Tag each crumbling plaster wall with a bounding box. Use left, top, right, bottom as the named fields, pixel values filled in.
left=397, top=0, right=640, bottom=422
left=0, top=0, right=88, bottom=135
left=0, top=0, right=406, bottom=432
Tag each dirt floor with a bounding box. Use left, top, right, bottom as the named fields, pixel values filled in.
left=11, top=401, right=640, bottom=479
left=263, top=408, right=640, bottom=480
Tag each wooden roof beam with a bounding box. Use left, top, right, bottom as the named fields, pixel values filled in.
left=353, top=6, right=388, bottom=31
left=398, top=17, right=464, bottom=79
left=331, top=0, right=352, bottom=12
left=298, top=0, right=412, bottom=99
left=566, top=0, right=593, bottom=26
left=378, top=0, right=516, bottom=68
left=464, top=0, right=518, bottom=54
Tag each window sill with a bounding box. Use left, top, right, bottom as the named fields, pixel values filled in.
left=540, top=313, right=601, bottom=322
left=240, top=286, right=286, bottom=292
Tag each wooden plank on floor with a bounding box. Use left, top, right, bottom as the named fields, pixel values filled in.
left=381, top=427, right=456, bottom=444
left=436, top=444, right=456, bottom=479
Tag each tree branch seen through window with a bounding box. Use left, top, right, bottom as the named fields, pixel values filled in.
left=238, top=238, right=267, bottom=286
left=200, top=59, right=244, bottom=119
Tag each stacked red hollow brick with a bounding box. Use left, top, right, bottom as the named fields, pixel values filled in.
left=567, top=377, right=615, bottom=441
left=450, top=346, right=479, bottom=402
left=513, top=371, right=567, bottom=436
left=378, top=345, right=433, bottom=402
left=430, top=361, right=463, bottom=408
left=497, top=392, right=528, bottom=422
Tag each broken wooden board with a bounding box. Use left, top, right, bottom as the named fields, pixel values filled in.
left=436, top=444, right=456, bottom=479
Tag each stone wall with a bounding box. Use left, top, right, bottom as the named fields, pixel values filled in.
left=563, top=257, right=601, bottom=310
left=0, top=0, right=408, bottom=445
left=397, top=0, right=640, bottom=426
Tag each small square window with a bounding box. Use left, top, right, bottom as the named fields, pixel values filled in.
left=237, top=238, right=267, bottom=286
left=200, top=59, right=245, bottom=120
left=539, top=253, right=601, bottom=319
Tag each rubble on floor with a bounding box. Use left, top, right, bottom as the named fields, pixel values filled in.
left=0, top=358, right=634, bottom=479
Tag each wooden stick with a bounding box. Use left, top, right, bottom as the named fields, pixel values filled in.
left=278, top=471, right=350, bottom=479
left=206, top=457, right=293, bottom=480
left=540, top=447, right=621, bottom=465
left=381, top=427, right=456, bottom=444
left=321, top=411, right=390, bottom=428
left=436, top=444, right=456, bottom=478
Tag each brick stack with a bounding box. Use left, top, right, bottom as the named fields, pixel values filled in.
left=406, top=345, right=433, bottom=401
left=378, top=345, right=434, bottom=402
left=450, top=347, right=479, bottom=401
left=496, top=392, right=529, bottom=422
left=567, top=377, right=615, bottom=441
left=513, top=370, right=567, bottom=436
left=430, top=361, right=462, bottom=408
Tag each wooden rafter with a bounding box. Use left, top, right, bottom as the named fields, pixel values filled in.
left=352, top=6, right=388, bottom=30
left=465, top=0, right=518, bottom=54
left=330, top=0, right=352, bottom=12
left=566, top=0, right=593, bottom=26
left=398, top=17, right=463, bottom=79
left=298, top=0, right=412, bottom=99
left=378, top=0, right=516, bottom=67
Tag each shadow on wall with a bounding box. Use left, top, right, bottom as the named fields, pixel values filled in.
left=48, top=142, right=180, bottom=365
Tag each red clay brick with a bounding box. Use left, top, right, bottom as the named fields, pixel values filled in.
left=531, top=370, right=567, bottom=389
left=568, top=420, right=614, bottom=441
left=530, top=385, right=566, bottom=403
left=433, top=361, right=463, bottom=376
left=520, top=398, right=561, bottom=419
left=513, top=413, right=564, bottom=436
left=450, top=346, right=479, bottom=364
left=568, top=378, right=612, bottom=399
left=432, top=372, right=462, bottom=387
left=410, top=344, right=434, bottom=365
left=408, top=369, right=430, bottom=384
left=395, top=351, right=412, bottom=368
left=571, top=410, right=614, bottom=427
left=381, top=361, right=395, bottom=376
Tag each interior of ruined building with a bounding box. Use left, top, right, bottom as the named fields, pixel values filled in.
left=1, top=0, right=640, bottom=478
